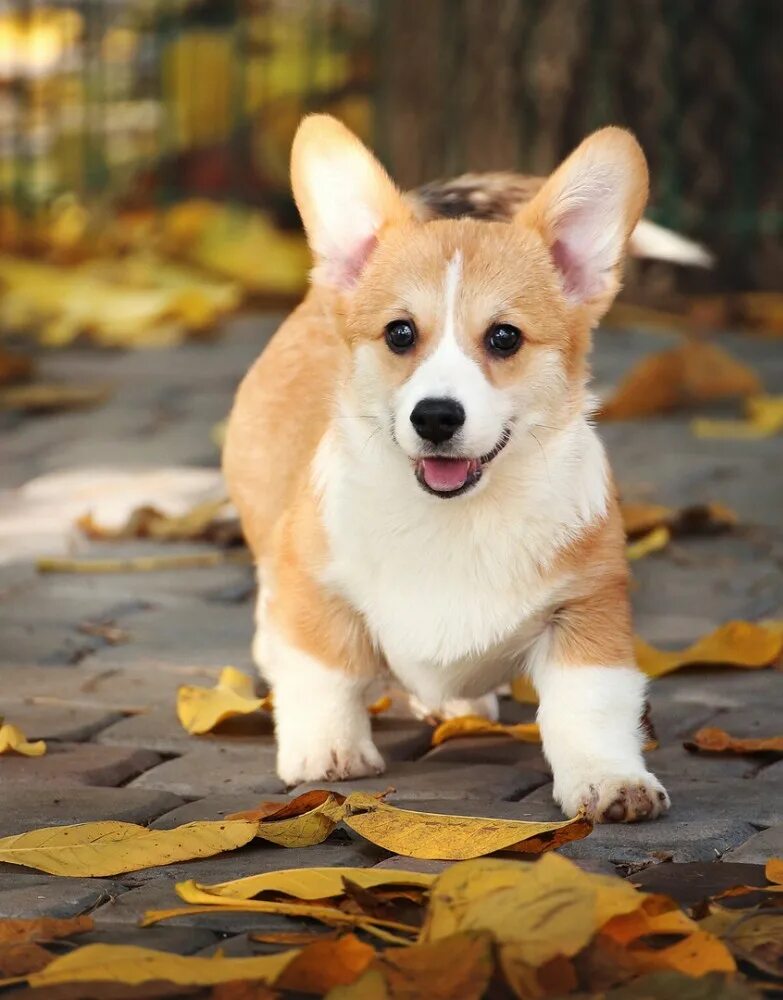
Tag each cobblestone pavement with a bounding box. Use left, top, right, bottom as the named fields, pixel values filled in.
left=1, top=314, right=783, bottom=946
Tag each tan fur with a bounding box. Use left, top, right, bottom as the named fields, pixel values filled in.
left=224, top=119, right=645, bottom=682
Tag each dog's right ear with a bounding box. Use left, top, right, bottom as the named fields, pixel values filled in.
left=291, top=115, right=412, bottom=291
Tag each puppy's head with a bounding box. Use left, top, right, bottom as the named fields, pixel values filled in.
left=292, top=116, right=648, bottom=498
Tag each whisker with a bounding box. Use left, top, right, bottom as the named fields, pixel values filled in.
left=527, top=429, right=551, bottom=485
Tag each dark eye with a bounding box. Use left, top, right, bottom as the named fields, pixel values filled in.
left=385, top=319, right=417, bottom=354
left=485, top=323, right=522, bottom=357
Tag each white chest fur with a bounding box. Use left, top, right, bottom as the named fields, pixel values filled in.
left=313, top=415, right=609, bottom=705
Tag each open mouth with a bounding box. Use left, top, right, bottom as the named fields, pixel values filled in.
left=414, top=427, right=512, bottom=498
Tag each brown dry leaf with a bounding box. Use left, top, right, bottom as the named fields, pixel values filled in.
left=177, top=667, right=270, bottom=736
left=15, top=943, right=298, bottom=989
left=685, top=726, right=783, bottom=755
left=0, top=382, right=110, bottom=413
left=78, top=498, right=241, bottom=546
left=692, top=394, right=783, bottom=440
left=0, top=915, right=93, bottom=944
left=368, top=695, right=392, bottom=715
left=0, top=721, right=46, bottom=757
left=275, top=933, right=374, bottom=994
left=176, top=866, right=434, bottom=905
left=725, top=912, right=783, bottom=977
left=375, top=930, right=494, bottom=1000
left=0, top=819, right=257, bottom=877
left=598, top=971, right=763, bottom=999
left=689, top=291, right=783, bottom=336
left=211, top=981, right=276, bottom=1000
left=621, top=501, right=737, bottom=539
left=599, top=341, right=762, bottom=421
left=634, top=621, right=783, bottom=679
left=0, top=941, right=52, bottom=977
left=342, top=793, right=591, bottom=861
left=431, top=714, right=540, bottom=747
left=501, top=949, right=580, bottom=999
left=229, top=790, right=349, bottom=848
left=626, top=526, right=671, bottom=561
left=0, top=348, right=33, bottom=385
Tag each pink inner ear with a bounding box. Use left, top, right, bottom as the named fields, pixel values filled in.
left=329, top=233, right=378, bottom=290
left=551, top=238, right=589, bottom=302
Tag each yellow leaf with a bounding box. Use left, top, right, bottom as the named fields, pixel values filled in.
left=37, top=551, right=251, bottom=574
left=626, top=526, right=670, bottom=561
left=725, top=912, right=783, bottom=978
left=621, top=502, right=736, bottom=540
left=231, top=790, right=348, bottom=848
left=634, top=621, right=783, bottom=679
left=342, top=793, right=591, bottom=860
left=621, top=502, right=674, bottom=538
left=510, top=675, right=538, bottom=704
left=0, top=723, right=46, bottom=757
left=431, top=715, right=540, bottom=747
left=78, top=498, right=239, bottom=544
left=765, top=858, right=783, bottom=886
left=368, top=695, right=392, bottom=715
left=19, top=943, right=297, bottom=988
left=0, top=383, right=109, bottom=413
left=177, top=666, right=270, bottom=735
left=599, top=341, right=761, bottom=421
left=692, top=394, right=783, bottom=440
left=0, top=819, right=256, bottom=877
left=422, top=855, right=644, bottom=966
left=685, top=727, right=783, bottom=755
left=176, top=867, right=435, bottom=904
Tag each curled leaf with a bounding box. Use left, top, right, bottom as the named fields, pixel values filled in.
left=634, top=621, right=783, bottom=678
left=431, top=715, right=540, bottom=747
left=229, top=790, right=348, bottom=848
left=78, top=498, right=240, bottom=545
left=275, top=933, right=375, bottom=994
left=177, top=666, right=271, bottom=735
left=0, top=722, right=46, bottom=757
left=685, top=727, right=783, bottom=755
left=342, top=792, right=591, bottom=860
left=621, top=502, right=737, bottom=539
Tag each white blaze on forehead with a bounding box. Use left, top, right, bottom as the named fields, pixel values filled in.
left=442, top=250, right=462, bottom=347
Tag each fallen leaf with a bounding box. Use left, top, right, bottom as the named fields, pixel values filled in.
left=422, top=855, right=645, bottom=966
left=692, top=394, right=783, bottom=440
left=0, top=382, right=110, bottom=413
left=599, top=341, right=762, bottom=421
left=368, top=695, right=392, bottom=715
left=177, top=666, right=270, bottom=735
left=685, top=727, right=783, bottom=755
left=77, top=619, right=131, bottom=645
left=630, top=930, right=736, bottom=977
left=275, top=933, right=374, bottom=993
left=230, top=790, right=349, bottom=848
left=724, top=912, right=783, bottom=978
left=16, top=943, right=298, bottom=989
left=0, top=819, right=257, bottom=876
left=375, top=930, right=494, bottom=1000
left=766, top=857, right=783, bottom=886
left=431, top=714, right=540, bottom=747
left=342, top=793, right=591, bottom=860
left=509, top=675, right=538, bottom=704
left=0, top=942, right=52, bottom=977
left=327, top=968, right=390, bottom=999
left=212, top=982, right=276, bottom=1000
left=621, top=502, right=737, bottom=539
left=175, top=867, right=435, bottom=905
left=626, top=526, right=671, bottom=561
left=249, top=929, right=338, bottom=946
left=0, top=348, right=33, bottom=385
left=597, top=971, right=762, bottom=999
left=689, top=291, right=783, bottom=336
left=36, top=551, right=252, bottom=573
left=634, top=621, right=783, bottom=679
left=78, top=498, right=242, bottom=546
left=0, top=721, right=46, bottom=757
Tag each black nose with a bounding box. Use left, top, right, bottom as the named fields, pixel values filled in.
left=410, top=397, right=465, bottom=444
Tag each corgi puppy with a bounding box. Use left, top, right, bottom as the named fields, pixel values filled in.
left=224, top=115, right=670, bottom=823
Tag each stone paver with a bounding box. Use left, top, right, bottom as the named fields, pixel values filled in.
left=0, top=787, right=183, bottom=838
left=1, top=316, right=782, bottom=952
left=0, top=742, right=162, bottom=788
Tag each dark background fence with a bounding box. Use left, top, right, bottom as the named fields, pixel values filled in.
left=0, top=0, right=780, bottom=290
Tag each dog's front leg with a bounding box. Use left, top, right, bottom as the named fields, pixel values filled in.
left=528, top=599, right=669, bottom=823
left=254, top=576, right=384, bottom=787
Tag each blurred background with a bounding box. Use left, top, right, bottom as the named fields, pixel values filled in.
left=0, top=0, right=780, bottom=329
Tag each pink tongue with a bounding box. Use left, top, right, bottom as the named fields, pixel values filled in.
left=420, top=457, right=472, bottom=492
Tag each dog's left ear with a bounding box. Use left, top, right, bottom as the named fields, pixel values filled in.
left=519, top=128, right=649, bottom=319
left=291, top=114, right=412, bottom=290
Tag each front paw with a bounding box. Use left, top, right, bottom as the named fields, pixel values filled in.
left=277, top=735, right=385, bottom=787
left=556, top=770, right=670, bottom=823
